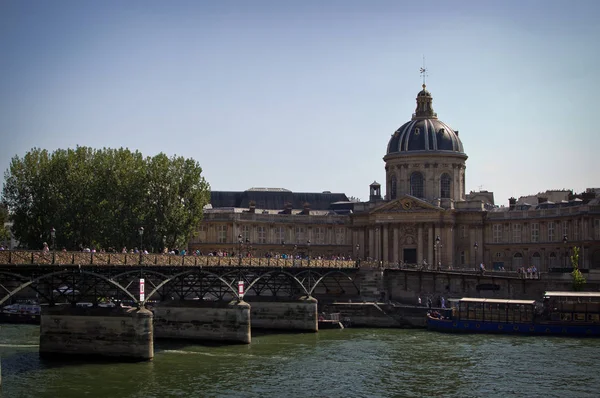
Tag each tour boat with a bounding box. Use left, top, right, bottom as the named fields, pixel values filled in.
left=426, top=291, right=600, bottom=336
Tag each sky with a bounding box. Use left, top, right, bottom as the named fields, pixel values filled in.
left=0, top=0, right=598, bottom=206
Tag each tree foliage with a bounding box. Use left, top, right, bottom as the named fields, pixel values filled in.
left=1, top=147, right=210, bottom=251
left=0, top=203, right=9, bottom=242
left=570, top=246, right=586, bottom=291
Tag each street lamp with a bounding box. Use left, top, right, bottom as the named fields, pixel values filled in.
left=563, top=235, right=568, bottom=267
left=238, top=234, right=243, bottom=265
left=474, top=242, right=478, bottom=268
left=50, top=227, right=56, bottom=251
left=356, top=243, right=361, bottom=268
left=435, top=235, right=441, bottom=270
left=138, top=227, right=144, bottom=252
left=307, top=239, right=311, bottom=267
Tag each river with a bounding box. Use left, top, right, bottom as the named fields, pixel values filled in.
left=1, top=324, right=599, bottom=398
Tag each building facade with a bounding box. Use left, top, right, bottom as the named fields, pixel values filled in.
left=191, top=85, right=600, bottom=270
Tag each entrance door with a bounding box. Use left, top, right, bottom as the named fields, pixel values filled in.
left=403, top=248, right=417, bottom=265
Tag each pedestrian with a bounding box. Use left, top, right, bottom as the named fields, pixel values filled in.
left=427, top=297, right=432, bottom=309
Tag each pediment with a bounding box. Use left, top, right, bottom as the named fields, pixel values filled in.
left=371, top=195, right=442, bottom=214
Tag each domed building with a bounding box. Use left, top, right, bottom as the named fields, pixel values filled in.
left=384, top=84, right=467, bottom=203
left=191, top=83, right=600, bottom=272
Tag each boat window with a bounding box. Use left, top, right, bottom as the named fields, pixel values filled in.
left=588, top=314, right=599, bottom=323
left=574, top=313, right=586, bottom=322
left=560, top=313, right=572, bottom=321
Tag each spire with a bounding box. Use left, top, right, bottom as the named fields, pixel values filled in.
left=413, top=84, right=437, bottom=119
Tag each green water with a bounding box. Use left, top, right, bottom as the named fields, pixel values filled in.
left=1, top=324, right=599, bottom=398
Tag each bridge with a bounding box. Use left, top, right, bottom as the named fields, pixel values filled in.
left=0, top=250, right=362, bottom=362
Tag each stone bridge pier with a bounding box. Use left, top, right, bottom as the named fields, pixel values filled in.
left=246, top=295, right=318, bottom=332
left=39, top=305, right=154, bottom=361
left=152, top=300, right=251, bottom=344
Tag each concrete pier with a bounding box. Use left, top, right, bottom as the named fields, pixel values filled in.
left=248, top=296, right=318, bottom=332
left=39, top=306, right=154, bottom=361
left=153, top=300, right=251, bottom=344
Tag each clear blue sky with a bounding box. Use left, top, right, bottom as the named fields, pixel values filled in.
left=0, top=0, right=598, bottom=206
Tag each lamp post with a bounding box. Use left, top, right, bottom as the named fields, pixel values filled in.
left=293, top=244, right=297, bottom=267
left=50, top=227, right=56, bottom=251
left=238, top=234, right=243, bottom=265
left=474, top=241, right=478, bottom=269
left=563, top=235, right=568, bottom=268
left=356, top=243, right=360, bottom=268
left=163, top=235, right=167, bottom=253
left=307, top=239, right=311, bottom=267
left=138, top=227, right=144, bottom=252
left=435, top=235, right=441, bottom=271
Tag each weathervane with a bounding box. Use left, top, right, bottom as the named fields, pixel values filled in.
left=419, top=56, right=428, bottom=85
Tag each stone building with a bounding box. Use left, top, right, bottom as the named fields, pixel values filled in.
left=190, top=85, right=600, bottom=270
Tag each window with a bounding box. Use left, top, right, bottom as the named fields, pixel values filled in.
left=295, top=227, right=305, bottom=243
left=314, top=227, right=325, bottom=244
left=390, top=174, right=397, bottom=200
left=440, top=173, right=451, bottom=198
left=335, top=228, right=345, bottom=244
left=573, top=220, right=579, bottom=241
left=493, top=225, right=502, bottom=243
left=562, top=221, right=569, bottom=240
left=549, top=252, right=558, bottom=267
left=273, top=227, right=285, bottom=244
left=512, top=224, right=522, bottom=243
left=242, top=225, right=250, bottom=241
left=460, top=251, right=465, bottom=265
left=495, top=252, right=502, bottom=259
left=198, top=225, right=208, bottom=242
left=257, top=226, right=266, bottom=244
left=513, top=252, right=523, bottom=269
left=548, top=222, right=555, bottom=242
left=531, top=223, right=539, bottom=243
left=596, top=219, right=600, bottom=240
left=410, top=172, right=424, bottom=198
left=217, top=225, right=228, bottom=243
left=532, top=252, right=541, bottom=269
left=460, top=225, right=467, bottom=239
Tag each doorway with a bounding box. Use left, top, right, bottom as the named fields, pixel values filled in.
left=403, top=248, right=417, bottom=265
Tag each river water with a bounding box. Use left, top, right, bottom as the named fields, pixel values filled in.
left=1, top=324, right=599, bottom=398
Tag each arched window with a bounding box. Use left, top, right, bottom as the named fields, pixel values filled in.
left=440, top=173, right=451, bottom=198
left=513, top=252, right=523, bottom=269
left=390, top=174, right=397, bottom=200
left=532, top=252, right=541, bottom=269
left=410, top=172, right=424, bottom=198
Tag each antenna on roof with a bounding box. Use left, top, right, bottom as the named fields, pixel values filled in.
left=478, top=185, right=484, bottom=191
left=419, top=55, right=428, bottom=85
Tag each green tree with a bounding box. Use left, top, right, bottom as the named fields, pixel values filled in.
left=0, top=203, right=9, bottom=243
left=1, top=147, right=210, bottom=251
left=570, top=246, right=586, bottom=291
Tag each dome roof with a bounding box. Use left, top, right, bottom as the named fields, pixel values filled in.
left=387, top=119, right=464, bottom=154
left=386, top=85, right=464, bottom=155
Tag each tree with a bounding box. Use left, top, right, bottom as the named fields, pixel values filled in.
left=0, top=203, right=9, bottom=244
left=570, top=246, right=586, bottom=291
left=1, top=147, right=210, bottom=251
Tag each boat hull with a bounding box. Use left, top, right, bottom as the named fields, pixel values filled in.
left=426, top=315, right=600, bottom=336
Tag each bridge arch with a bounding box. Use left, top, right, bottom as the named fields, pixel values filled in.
left=143, top=269, right=238, bottom=304
left=244, top=269, right=309, bottom=297
left=0, top=269, right=138, bottom=306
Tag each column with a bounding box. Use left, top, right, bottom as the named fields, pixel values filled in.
left=369, top=228, right=374, bottom=260
left=382, top=225, right=389, bottom=263
left=393, top=226, right=399, bottom=264
left=446, top=224, right=454, bottom=269
left=417, top=225, right=423, bottom=264
left=427, top=226, right=433, bottom=267
left=375, top=227, right=381, bottom=261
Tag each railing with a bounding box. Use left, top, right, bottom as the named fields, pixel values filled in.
left=0, top=250, right=358, bottom=268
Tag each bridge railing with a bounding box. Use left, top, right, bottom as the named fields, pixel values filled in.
left=0, top=250, right=358, bottom=268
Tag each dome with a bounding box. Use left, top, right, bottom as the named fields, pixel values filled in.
left=386, top=85, right=464, bottom=155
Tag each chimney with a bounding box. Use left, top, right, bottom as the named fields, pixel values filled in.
left=282, top=201, right=292, bottom=215
left=248, top=200, right=256, bottom=214
left=508, top=197, right=516, bottom=210
left=301, top=202, right=310, bottom=215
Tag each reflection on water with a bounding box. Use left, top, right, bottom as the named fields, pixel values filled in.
left=1, top=324, right=600, bottom=398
